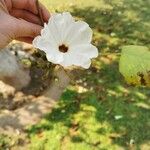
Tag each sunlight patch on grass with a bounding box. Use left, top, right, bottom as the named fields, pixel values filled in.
left=27, top=0, right=150, bottom=149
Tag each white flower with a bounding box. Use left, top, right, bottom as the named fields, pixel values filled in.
left=33, top=12, right=98, bottom=69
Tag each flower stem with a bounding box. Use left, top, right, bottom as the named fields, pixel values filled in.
left=36, top=0, right=44, bottom=26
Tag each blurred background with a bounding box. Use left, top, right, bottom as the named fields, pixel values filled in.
left=0, top=0, right=150, bottom=149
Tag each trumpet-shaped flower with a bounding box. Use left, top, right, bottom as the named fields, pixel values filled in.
left=33, top=12, right=98, bottom=69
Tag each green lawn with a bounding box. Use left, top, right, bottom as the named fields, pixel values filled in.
left=1, top=0, right=150, bottom=149
left=28, top=0, right=150, bottom=149
left=29, top=0, right=150, bottom=149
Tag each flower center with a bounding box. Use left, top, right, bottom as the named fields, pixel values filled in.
left=59, top=44, right=68, bottom=53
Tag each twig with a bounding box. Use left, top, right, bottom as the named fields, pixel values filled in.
left=59, top=66, right=72, bottom=81
left=36, top=0, right=44, bottom=26
left=59, top=66, right=76, bottom=85
left=0, top=0, right=9, bottom=14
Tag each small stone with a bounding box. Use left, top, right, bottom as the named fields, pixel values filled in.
left=114, top=115, right=123, bottom=120
left=16, top=129, right=21, bottom=135
left=129, top=139, right=135, bottom=145
left=110, top=32, right=116, bottom=37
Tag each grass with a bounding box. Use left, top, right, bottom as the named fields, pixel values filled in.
left=28, top=0, right=150, bottom=149
left=29, top=0, right=150, bottom=150
left=1, top=0, right=150, bottom=149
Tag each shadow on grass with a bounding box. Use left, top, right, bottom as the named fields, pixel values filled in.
left=71, top=0, right=150, bottom=51
left=28, top=60, right=150, bottom=149
left=28, top=0, right=150, bottom=149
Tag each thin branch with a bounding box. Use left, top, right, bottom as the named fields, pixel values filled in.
left=36, top=0, right=44, bottom=26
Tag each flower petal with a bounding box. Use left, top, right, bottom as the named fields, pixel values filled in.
left=70, top=44, right=99, bottom=58
left=41, top=24, right=58, bottom=47
left=33, top=36, right=48, bottom=50
left=46, top=52, right=63, bottom=64
left=61, top=52, right=91, bottom=69
left=60, top=44, right=98, bottom=68
left=33, top=36, right=63, bottom=64
left=33, top=24, right=57, bottom=50
left=47, top=12, right=75, bottom=44
left=65, top=21, right=93, bottom=46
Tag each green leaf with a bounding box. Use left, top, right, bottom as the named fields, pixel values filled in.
left=119, top=45, right=150, bottom=86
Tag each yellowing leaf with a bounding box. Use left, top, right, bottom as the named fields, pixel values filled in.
left=119, top=45, right=150, bottom=86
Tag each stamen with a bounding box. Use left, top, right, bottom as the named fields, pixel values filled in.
left=59, top=44, right=68, bottom=53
